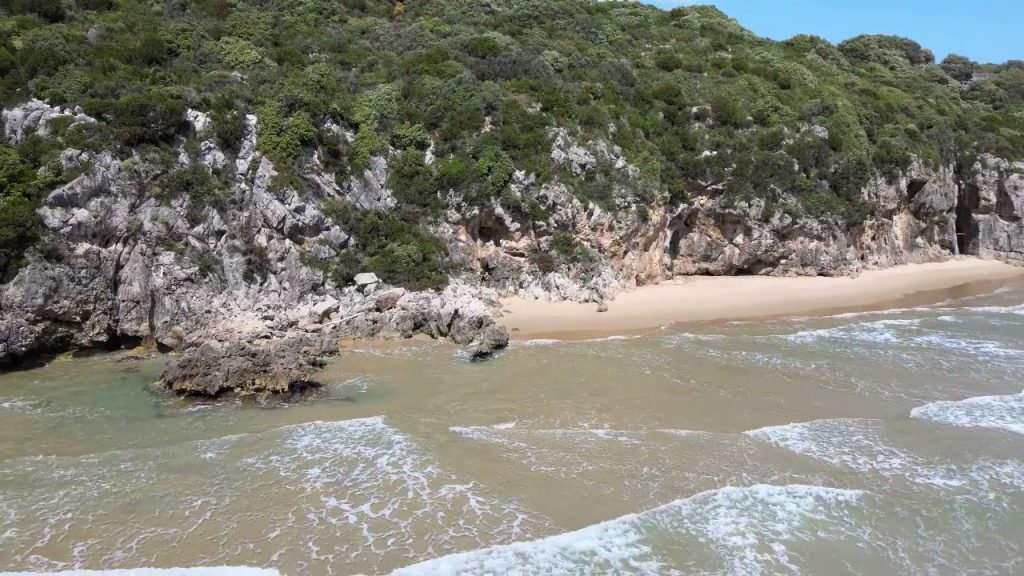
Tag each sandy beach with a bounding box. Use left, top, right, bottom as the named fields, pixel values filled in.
left=501, top=258, right=1024, bottom=340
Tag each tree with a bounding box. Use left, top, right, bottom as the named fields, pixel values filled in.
left=941, top=54, right=976, bottom=82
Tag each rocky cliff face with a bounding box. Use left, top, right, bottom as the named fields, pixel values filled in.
left=0, top=101, right=508, bottom=368
left=449, top=129, right=1022, bottom=302
left=1, top=100, right=1022, bottom=371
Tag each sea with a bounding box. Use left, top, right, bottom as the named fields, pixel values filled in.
left=1, top=284, right=1023, bottom=575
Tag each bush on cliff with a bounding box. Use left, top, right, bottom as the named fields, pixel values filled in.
left=0, top=143, right=57, bottom=279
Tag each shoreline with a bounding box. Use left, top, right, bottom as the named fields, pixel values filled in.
left=500, top=258, right=1024, bottom=340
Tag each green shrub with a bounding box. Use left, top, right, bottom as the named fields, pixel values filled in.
left=256, top=102, right=316, bottom=166
left=353, top=84, right=399, bottom=128
left=388, top=150, right=440, bottom=211
left=105, top=90, right=188, bottom=147
left=215, top=37, right=269, bottom=71
left=322, top=198, right=448, bottom=290
left=941, top=54, right=976, bottom=82
left=210, top=108, right=247, bottom=154
left=349, top=127, right=388, bottom=170
left=4, top=0, right=65, bottom=22
left=158, top=164, right=228, bottom=224
left=0, top=143, right=58, bottom=279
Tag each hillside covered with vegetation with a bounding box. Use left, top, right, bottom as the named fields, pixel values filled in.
left=2, top=0, right=1023, bottom=285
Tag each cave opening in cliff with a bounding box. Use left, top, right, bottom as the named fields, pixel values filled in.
left=471, top=213, right=511, bottom=247
left=102, top=335, right=145, bottom=353
left=955, top=183, right=980, bottom=255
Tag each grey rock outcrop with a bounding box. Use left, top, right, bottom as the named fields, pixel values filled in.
left=962, top=155, right=1024, bottom=261
left=471, top=323, right=510, bottom=362
left=155, top=336, right=331, bottom=399
left=2, top=99, right=95, bottom=143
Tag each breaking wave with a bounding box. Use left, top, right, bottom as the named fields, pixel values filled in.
left=0, top=417, right=547, bottom=574
left=911, top=391, right=1024, bottom=435
left=745, top=418, right=1024, bottom=491
left=393, top=484, right=865, bottom=576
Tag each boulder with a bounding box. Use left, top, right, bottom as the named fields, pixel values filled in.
left=154, top=336, right=332, bottom=399
left=354, top=272, right=380, bottom=292
left=470, top=323, right=510, bottom=362
left=309, top=297, right=340, bottom=322
left=374, top=288, right=406, bottom=312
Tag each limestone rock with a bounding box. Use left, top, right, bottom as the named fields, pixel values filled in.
left=309, top=297, right=340, bottom=322
left=471, top=323, right=510, bottom=362
left=2, top=99, right=95, bottom=143
left=155, top=337, right=331, bottom=399
left=354, top=273, right=380, bottom=291
left=374, top=288, right=406, bottom=312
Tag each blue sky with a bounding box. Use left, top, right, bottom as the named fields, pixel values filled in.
left=648, top=1, right=1022, bottom=64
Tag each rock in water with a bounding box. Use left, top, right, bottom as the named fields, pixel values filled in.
left=470, top=323, right=510, bottom=362
left=155, top=337, right=331, bottom=399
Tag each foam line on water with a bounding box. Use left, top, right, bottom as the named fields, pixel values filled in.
left=781, top=318, right=1024, bottom=360
left=513, top=335, right=642, bottom=348
left=243, top=416, right=548, bottom=565
left=392, top=484, right=864, bottom=576
left=784, top=319, right=921, bottom=344
left=963, top=303, right=1024, bottom=315
left=745, top=418, right=1024, bottom=491
left=1, top=416, right=548, bottom=573
left=911, top=391, right=1024, bottom=435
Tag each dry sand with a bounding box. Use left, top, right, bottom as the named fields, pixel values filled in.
left=501, top=258, right=1024, bottom=340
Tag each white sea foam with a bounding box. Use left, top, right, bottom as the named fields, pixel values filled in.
left=449, top=425, right=660, bottom=485
left=657, top=428, right=713, bottom=437
left=247, top=417, right=546, bottom=557
left=452, top=426, right=645, bottom=443
left=820, top=307, right=925, bottom=320
left=785, top=319, right=920, bottom=344
left=0, top=397, right=39, bottom=413
left=911, top=391, right=1024, bottom=435
left=963, top=303, right=1024, bottom=315
left=0, top=565, right=280, bottom=569
left=1, top=417, right=546, bottom=573
left=746, top=419, right=912, bottom=476
left=514, top=338, right=562, bottom=347
left=745, top=418, right=1024, bottom=491
left=393, top=484, right=864, bottom=576
left=660, top=332, right=726, bottom=345
left=586, top=335, right=639, bottom=342
left=911, top=334, right=1024, bottom=358
left=782, top=318, right=1024, bottom=362
left=510, top=335, right=642, bottom=349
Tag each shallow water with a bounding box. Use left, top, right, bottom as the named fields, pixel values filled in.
left=2, top=287, right=1023, bottom=575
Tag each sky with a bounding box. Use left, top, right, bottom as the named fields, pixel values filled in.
left=648, top=1, right=1023, bottom=64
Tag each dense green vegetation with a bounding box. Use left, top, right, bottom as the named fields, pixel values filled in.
left=2, top=0, right=1023, bottom=286
left=0, top=138, right=65, bottom=279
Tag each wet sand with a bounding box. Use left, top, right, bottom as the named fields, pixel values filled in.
left=501, top=258, right=1024, bottom=340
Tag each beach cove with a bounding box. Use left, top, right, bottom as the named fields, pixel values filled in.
left=502, top=258, right=1024, bottom=339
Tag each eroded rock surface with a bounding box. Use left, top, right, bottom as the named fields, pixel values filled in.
left=155, top=336, right=331, bottom=399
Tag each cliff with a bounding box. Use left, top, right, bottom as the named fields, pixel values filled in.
left=1, top=1, right=1022, bottom=385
